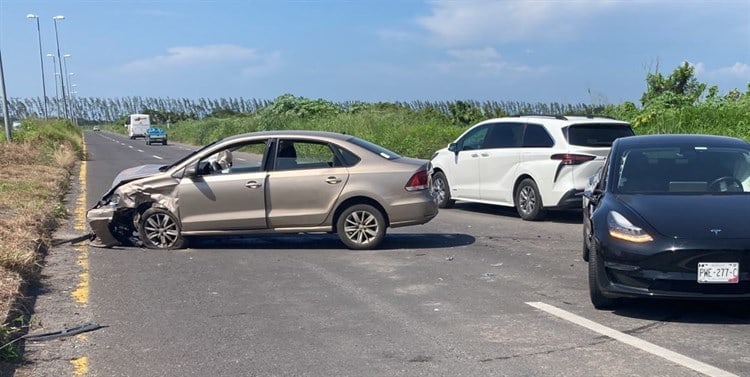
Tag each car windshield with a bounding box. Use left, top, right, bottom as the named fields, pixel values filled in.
left=346, top=136, right=401, bottom=160
left=161, top=139, right=222, bottom=171
left=566, top=124, right=634, bottom=147
left=615, top=145, right=750, bottom=194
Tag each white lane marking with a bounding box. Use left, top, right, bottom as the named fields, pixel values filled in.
left=152, top=155, right=163, bottom=160
left=526, top=302, right=738, bottom=377
left=137, top=149, right=144, bottom=152
left=128, top=145, right=134, bottom=149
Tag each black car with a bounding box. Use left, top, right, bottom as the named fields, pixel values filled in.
left=583, top=134, right=750, bottom=309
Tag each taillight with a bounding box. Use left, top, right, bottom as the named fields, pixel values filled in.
left=405, top=170, right=429, bottom=191
left=551, top=153, right=596, bottom=165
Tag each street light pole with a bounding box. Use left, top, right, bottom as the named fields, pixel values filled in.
left=26, top=14, right=48, bottom=119
left=46, top=54, right=60, bottom=117
left=67, top=72, right=75, bottom=123
left=62, top=54, right=72, bottom=122
left=52, top=15, right=68, bottom=119
left=0, top=49, right=11, bottom=141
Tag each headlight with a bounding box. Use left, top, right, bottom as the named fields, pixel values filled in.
left=607, top=211, right=653, bottom=243
left=107, top=194, right=121, bottom=207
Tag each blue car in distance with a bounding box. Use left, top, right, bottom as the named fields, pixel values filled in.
left=145, top=127, right=168, bottom=145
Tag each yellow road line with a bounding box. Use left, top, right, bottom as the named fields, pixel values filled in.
left=70, top=356, right=89, bottom=376
left=72, top=139, right=90, bottom=376
left=72, top=152, right=89, bottom=306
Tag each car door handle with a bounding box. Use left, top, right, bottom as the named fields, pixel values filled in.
left=245, top=181, right=262, bottom=189
left=471, top=154, right=479, bottom=158
left=326, top=176, right=342, bottom=184
left=480, top=153, right=489, bottom=157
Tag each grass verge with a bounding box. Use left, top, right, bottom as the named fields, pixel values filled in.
left=0, top=119, right=81, bottom=362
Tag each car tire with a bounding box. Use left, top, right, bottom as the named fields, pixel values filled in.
left=588, top=246, right=619, bottom=310
left=432, top=171, right=455, bottom=209
left=163, top=140, right=168, bottom=145
left=515, top=178, right=545, bottom=221
left=336, top=204, right=386, bottom=250
left=138, top=207, right=185, bottom=249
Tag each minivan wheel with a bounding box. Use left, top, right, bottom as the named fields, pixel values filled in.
left=432, top=171, right=455, bottom=209
left=138, top=207, right=185, bottom=249
left=515, top=178, right=545, bottom=221
left=588, top=247, right=619, bottom=310
left=336, top=204, right=386, bottom=250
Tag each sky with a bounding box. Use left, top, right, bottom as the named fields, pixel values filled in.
left=0, top=0, right=749, bottom=106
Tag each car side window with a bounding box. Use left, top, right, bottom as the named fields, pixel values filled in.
left=331, top=144, right=361, bottom=167
left=483, top=122, right=524, bottom=149
left=198, top=140, right=267, bottom=175
left=523, top=123, right=554, bottom=147
left=275, top=140, right=339, bottom=171
left=458, top=125, right=490, bottom=151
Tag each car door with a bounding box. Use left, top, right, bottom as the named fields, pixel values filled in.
left=266, top=139, right=349, bottom=228
left=478, top=122, right=524, bottom=204
left=448, top=124, right=490, bottom=201
left=177, top=139, right=270, bottom=231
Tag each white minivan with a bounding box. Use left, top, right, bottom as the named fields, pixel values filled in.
left=125, top=114, right=151, bottom=139
left=430, top=115, right=634, bottom=220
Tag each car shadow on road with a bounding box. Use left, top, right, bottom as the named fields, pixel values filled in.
left=450, top=202, right=583, bottom=224
left=610, top=299, right=750, bottom=324
left=185, top=232, right=476, bottom=250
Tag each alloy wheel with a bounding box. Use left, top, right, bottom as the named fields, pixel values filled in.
left=143, top=212, right=180, bottom=248
left=343, top=210, right=379, bottom=246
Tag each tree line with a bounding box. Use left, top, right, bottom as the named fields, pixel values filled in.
left=6, top=94, right=592, bottom=125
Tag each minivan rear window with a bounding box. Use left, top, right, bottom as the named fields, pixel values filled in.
left=565, top=124, right=634, bottom=147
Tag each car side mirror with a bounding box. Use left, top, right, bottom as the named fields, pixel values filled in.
left=184, top=164, right=198, bottom=178
left=583, top=188, right=602, bottom=205
left=448, top=143, right=458, bottom=153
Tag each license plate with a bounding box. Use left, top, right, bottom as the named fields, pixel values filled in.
left=697, top=262, right=739, bottom=284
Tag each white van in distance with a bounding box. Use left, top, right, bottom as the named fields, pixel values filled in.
left=125, top=114, right=151, bottom=139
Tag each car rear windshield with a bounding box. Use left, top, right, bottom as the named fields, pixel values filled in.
left=347, top=137, right=401, bottom=160
left=565, top=123, right=634, bottom=147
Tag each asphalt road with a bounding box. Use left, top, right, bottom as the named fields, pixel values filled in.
left=35, top=131, right=750, bottom=376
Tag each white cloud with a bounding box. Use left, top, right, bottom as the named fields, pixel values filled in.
left=691, top=61, right=750, bottom=80
left=241, top=52, right=283, bottom=77
left=434, top=47, right=542, bottom=76
left=716, top=62, right=750, bottom=78
left=416, top=0, right=619, bottom=45
left=117, top=44, right=281, bottom=76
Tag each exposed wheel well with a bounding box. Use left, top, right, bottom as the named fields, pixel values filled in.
left=333, top=197, right=390, bottom=232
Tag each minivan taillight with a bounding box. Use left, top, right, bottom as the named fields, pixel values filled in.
left=551, top=153, right=596, bottom=165
left=405, top=170, right=429, bottom=191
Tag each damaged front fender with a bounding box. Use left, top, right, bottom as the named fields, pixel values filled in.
left=87, top=166, right=182, bottom=248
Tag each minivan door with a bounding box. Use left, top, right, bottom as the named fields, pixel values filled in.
left=478, top=122, right=524, bottom=204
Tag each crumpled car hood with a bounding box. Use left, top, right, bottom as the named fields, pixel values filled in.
left=110, top=164, right=165, bottom=190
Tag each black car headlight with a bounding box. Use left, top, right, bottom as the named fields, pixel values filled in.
left=607, top=211, right=653, bottom=243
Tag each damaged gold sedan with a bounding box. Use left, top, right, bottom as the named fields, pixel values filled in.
left=87, top=131, right=438, bottom=250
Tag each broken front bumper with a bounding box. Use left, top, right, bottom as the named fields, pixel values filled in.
left=86, top=206, right=120, bottom=247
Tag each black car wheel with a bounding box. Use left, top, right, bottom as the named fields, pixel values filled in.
left=432, top=171, right=455, bottom=209
left=336, top=204, right=386, bottom=250
left=138, top=207, right=185, bottom=249
left=515, top=178, right=545, bottom=221
left=588, top=247, right=619, bottom=310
